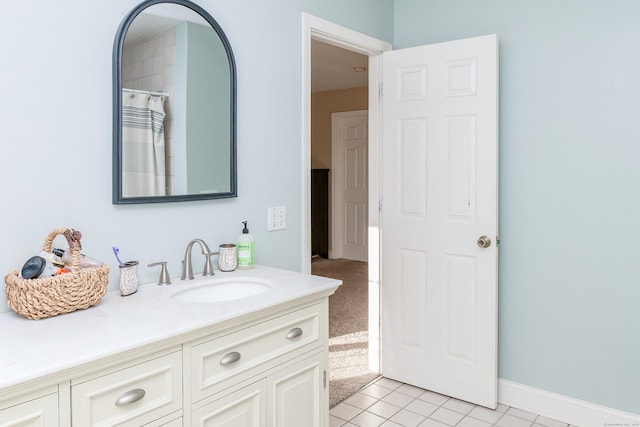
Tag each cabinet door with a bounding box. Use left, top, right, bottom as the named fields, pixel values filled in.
left=267, top=352, right=325, bottom=427
left=192, top=380, right=266, bottom=427
left=0, top=392, right=58, bottom=427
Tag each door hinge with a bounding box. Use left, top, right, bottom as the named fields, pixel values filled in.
left=379, top=199, right=383, bottom=212
left=496, top=236, right=500, bottom=246
left=323, top=370, right=327, bottom=389
left=378, top=82, right=383, bottom=98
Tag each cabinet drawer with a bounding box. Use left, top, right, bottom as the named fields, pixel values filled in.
left=0, top=392, right=58, bottom=426
left=72, top=351, right=182, bottom=427
left=191, top=303, right=323, bottom=401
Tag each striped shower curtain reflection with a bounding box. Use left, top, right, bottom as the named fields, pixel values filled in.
left=121, top=91, right=167, bottom=197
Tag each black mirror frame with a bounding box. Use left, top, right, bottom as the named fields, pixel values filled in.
left=112, top=0, right=237, bottom=204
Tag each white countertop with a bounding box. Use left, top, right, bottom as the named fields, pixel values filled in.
left=0, top=266, right=341, bottom=390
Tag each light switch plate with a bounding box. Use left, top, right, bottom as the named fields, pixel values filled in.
left=267, top=206, right=286, bottom=231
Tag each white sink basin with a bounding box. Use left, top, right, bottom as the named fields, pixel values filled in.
left=172, top=278, right=272, bottom=303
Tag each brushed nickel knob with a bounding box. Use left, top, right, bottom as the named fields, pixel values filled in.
left=115, top=388, right=146, bottom=406
left=477, top=235, right=491, bottom=248
left=286, top=327, right=303, bottom=339
left=220, top=351, right=241, bottom=366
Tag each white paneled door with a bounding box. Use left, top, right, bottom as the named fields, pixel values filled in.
left=380, top=35, right=498, bottom=408
left=332, top=111, right=368, bottom=262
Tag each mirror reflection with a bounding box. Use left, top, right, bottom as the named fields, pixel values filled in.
left=113, top=0, right=236, bottom=204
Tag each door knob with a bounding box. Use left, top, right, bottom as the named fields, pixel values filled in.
left=477, top=235, right=491, bottom=248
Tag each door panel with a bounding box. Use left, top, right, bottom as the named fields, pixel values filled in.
left=267, top=352, right=324, bottom=427
left=381, top=34, right=498, bottom=408
left=332, top=111, right=368, bottom=262
left=192, top=380, right=266, bottom=427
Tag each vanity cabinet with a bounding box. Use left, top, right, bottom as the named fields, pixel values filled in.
left=191, top=350, right=326, bottom=427
left=190, top=302, right=327, bottom=426
left=0, top=290, right=333, bottom=427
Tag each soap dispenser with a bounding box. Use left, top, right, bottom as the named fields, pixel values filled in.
left=237, top=221, right=254, bottom=269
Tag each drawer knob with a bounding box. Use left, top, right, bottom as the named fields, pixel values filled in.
left=220, top=351, right=242, bottom=366
left=286, top=327, right=303, bottom=339
left=115, top=388, right=146, bottom=406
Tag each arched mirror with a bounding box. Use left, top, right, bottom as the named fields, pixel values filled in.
left=113, top=0, right=236, bottom=204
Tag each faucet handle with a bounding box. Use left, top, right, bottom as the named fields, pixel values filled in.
left=203, top=252, right=219, bottom=277
left=148, top=261, right=172, bottom=285
left=202, top=252, right=220, bottom=276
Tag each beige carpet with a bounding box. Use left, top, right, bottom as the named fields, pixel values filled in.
left=311, top=258, right=379, bottom=407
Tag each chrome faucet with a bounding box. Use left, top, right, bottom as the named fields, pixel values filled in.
left=181, top=239, right=216, bottom=280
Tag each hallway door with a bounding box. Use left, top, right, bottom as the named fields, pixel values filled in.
left=380, top=35, right=499, bottom=408
left=332, top=110, right=368, bottom=262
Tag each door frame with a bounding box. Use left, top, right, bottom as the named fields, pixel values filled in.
left=331, top=109, right=369, bottom=261
left=301, top=13, right=391, bottom=372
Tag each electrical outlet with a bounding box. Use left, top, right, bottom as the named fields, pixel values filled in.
left=267, top=206, right=286, bottom=231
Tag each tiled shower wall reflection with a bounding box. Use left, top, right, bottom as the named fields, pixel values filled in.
left=122, top=27, right=175, bottom=195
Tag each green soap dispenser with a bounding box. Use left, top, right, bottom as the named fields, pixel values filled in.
left=237, top=221, right=254, bottom=269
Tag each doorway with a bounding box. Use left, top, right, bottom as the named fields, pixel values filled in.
left=303, top=14, right=499, bottom=411
left=301, top=10, right=390, bottom=374
left=308, top=40, right=369, bottom=261
left=302, top=14, right=391, bottom=403
left=309, top=41, right=373, bottom=406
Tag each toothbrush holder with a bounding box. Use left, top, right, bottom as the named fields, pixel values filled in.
left=218, top=244, right=237, bottom=272
left=118, top=261, right=140, bottom=296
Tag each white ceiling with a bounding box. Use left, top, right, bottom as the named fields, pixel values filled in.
left=124, top=7, right=207, bottom=46
left=311, top=40, right=368, bottom=93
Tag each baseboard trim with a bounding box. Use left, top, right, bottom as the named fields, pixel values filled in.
left=498, top=379, right=640, bottom=427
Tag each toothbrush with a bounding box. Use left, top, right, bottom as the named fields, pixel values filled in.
left=112, top=246, right=125, bottom=267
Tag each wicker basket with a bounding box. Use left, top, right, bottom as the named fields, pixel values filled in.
left=4, top=227, right=110, bottom=320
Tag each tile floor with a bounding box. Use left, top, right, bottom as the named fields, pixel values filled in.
left=330, top=377, right=577, bottom=427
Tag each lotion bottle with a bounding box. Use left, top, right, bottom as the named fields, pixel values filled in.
left=52, top=248, right=103, bottom=268
left=237, top=221, right=254, bottom=269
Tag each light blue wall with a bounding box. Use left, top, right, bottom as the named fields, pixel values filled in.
left=394, top=0, right=640, bottom=415
left=0, top=0, right=392, bottom=312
